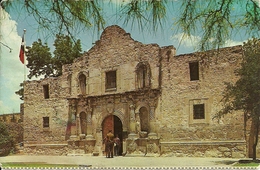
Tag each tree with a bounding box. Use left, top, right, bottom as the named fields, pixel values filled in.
left=26, top=39, right=53, bottom=79
left=15, top=83, right=24, bottom=100
left=175, top=0, right=260, bottom=51
left=217, top=38, right=260, bottom=160
left=1, top=0, right=260, bottom=51
left=26, top=34, right=82, bottom=79
left=52, top=34, right=82, bottom=76
left=0, top=121, right=13, bottom=156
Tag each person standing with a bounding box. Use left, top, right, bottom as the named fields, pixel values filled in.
left=102, top=136, right=108, bottom=158
left=114, top=134, right=121, bottom=156
left=106, top=130, right=114, bottom=158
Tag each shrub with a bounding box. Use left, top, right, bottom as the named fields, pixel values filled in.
left=0, top=122, right=13, bottom=156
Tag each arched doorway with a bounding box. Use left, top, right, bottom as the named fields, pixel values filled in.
left=102, top=115, right=123, bottom=156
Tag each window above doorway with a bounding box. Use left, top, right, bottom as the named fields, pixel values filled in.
left=106, top=70, right=117, bottom=91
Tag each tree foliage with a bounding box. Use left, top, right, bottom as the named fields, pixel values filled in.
left=26, top=34, right=82, bottom=79
left=53, top=34, right=82, bottom=76
left=0, top=120, right=23, bottom=156
left=0, top=121, right=13, bottom=156
left=26, top=39, right=53, bottom=79
left=15, top=83, right=24, bottom=100
left=176, top=0, right=260, bottom=51
left=1, top=0, right=260, bottom=51
left=217, top=38, right=260, bottom=160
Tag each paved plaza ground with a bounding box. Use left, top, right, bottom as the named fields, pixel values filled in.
left=0, top=155, right=244, bottom=167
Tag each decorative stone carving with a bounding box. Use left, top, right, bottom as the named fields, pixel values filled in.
left=127, top=139, right=138, bottom=153
left=106, top=100, right=114, bottom=114
left=129, top=104, right=135, bottom=121
left=129, top=104, right=137, bottom=135
left=146, top=139, right=160, bottom=157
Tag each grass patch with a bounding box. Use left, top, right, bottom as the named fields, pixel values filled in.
left=234, top=162, right=260, bottom=167
left=233, top=159, right=260, bottom=167
left=1, top=162, right=82, bottom=168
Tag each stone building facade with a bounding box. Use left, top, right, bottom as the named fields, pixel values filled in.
left=23, top=25, right=248, bottom=157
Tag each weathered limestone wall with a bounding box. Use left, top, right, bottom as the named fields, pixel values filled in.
left=156, top=46, right=246, bottom=157
left=160, top=141, right=245, bottom=158
left=158, top=46, right=243, bottom=141
left=23, top=77, right=69, bottom=147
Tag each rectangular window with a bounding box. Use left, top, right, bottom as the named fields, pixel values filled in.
left=106, top=71, right=117, bottom=90
left=189, top=62, right=199, bottom=81
left=193, top=104, right=205, bottom=119
left=43, top=84, right=49, bottom=99
left=43, top=117, right=49, bottom=128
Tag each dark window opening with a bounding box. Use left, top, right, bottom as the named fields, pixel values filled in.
left=189, top=62, right=199, bottom=81
left=106, top=71, right=117, bottom=90
left=43, top=84, right=49, bottom=99
left=193, top=104, right=205, bottom=119
left=43, top=117, right=49, bottom=128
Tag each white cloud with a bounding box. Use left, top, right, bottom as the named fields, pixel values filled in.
left=172, top=33, right=244, bottom=51
left=0, top=8, right=24, bottom=114
left=171, top=33, right=200, bottom=51
left=224, top=39, right=244, bottom=47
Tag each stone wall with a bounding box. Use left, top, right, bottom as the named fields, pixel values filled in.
left=157, top=46, right=244, bottom=141
left=23, top=77, right=69, bottom=145
left=160, top=141, right=246, bottom=158
left=154, top=46, right=246, bottom=158
left=23, top=144, right=68, bottom=156
left=0, top=113, right=22, bottom=123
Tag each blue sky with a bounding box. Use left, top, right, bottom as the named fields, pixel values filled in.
left=0, top=1, right=247, bottom=114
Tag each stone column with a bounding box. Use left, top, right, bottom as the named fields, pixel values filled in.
left=128, top=104, right=138, bottom=138
left=76, top=114, right=81, bottom=136
left=146, top=105, right=160, bottom=157
left=148, top=106, right=157, bottom=139
left=84, top=104, right=96, bottom=155
left=68, top=98, right=78, bottom=141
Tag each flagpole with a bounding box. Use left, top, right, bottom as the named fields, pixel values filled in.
left=23, top=29, right=26, bottom=82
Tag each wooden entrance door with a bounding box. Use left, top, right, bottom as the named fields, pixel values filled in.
left=102, top=115, right=123, bottom=155
left=102, top=115, right=114, bottom=140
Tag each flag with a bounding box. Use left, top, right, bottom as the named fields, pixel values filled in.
left=19, top=34, right=25, bottom=64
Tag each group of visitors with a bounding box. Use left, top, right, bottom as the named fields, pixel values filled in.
left=103, top=130, right=121, bottom=158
